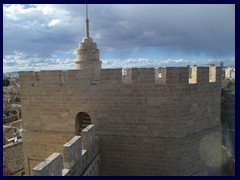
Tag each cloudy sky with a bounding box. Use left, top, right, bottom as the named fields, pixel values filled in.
left=3, top=4, right=235, bottom=72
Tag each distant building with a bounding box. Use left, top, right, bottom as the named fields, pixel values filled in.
left=220, top=62, right=224, bottom=68
left=3, top=140, right=25, bottom=176
left=225, top=67, right=235, bottom=80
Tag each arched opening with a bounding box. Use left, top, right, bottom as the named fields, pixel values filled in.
left=75, top=112, right=91, bottom=135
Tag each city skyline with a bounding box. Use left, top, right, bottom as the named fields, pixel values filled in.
left=3, top=4, right=235, bottom=72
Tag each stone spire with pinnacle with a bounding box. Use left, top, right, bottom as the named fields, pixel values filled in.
left=75, top=5, right=102, bottom=80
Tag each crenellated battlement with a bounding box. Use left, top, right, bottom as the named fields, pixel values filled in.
left=21, top=65, right=222, bottom=176
left=19, top=66, right=221, bottom=87
left=32, top=124, right=99, bottom=176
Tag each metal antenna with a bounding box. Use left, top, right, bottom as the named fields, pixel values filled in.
left=85, top=4, right=90, bottom=38
left=86, top=4, right=88, bottom=19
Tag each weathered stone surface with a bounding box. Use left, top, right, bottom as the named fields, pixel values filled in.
left=33, top=153, right=62, bottom=176
left=63, top=136, right=82, bottom=169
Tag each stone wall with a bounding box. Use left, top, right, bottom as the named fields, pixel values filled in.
left=20, top=66, right=222, bottom=175
left=32, top=124, right=99, bottom=176
left=222, top=92, right=235, bottom=158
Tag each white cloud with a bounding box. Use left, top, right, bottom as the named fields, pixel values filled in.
left=102, top=58, right=200, bottom=69
left=3, top=51, right=75, bottom=72
left=3, top=4, right=235, bottom=72
left=48, top=19, right=60, bottom=27
left=141, top=31, right=156, bottom=38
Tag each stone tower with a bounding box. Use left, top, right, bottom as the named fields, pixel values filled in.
left=20, top=5, right=222, bottom=176
left=75, top=6, right=102, bottom=81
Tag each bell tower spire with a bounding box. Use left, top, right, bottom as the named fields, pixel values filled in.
left=75, top=4, right=102, bottom=80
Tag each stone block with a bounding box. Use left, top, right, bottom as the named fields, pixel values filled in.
left=63, top=136, right=82, bottom=169
left=82, top=125, right=95, bottom=150
left=33, top=153, right=62, bottom=176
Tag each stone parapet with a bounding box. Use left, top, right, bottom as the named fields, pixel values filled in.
left=32, top=124, right=99, bottom=176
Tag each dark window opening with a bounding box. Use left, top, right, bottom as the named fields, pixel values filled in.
left=75, top=112, right=91, bottom=135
